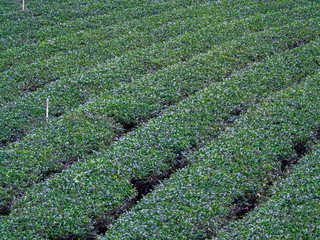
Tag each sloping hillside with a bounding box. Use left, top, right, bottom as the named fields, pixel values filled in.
left=0, top=0, right=319, bottom=239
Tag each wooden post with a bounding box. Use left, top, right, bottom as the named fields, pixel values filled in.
left=46, top=98, right=49, bottom=122
left=22, top=0, right=25, bottom=11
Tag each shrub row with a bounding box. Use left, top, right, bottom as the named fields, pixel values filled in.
left=0, top=0, right=253, bottom=72
left=0, top=0, right=145, bottom=45
left=1, top=38, right=319, bottom=240
left=216, top=144, right=320, bottom=239
left=1, top=3, right=316, bottom=146
left=102, top=66, right=320, bottom=239
left=95, top=17, right=320, bottom=125
left=0, top=0, right=218, bottom=52
left=0, top=0, right=264, bottom=103
left=0, top=0, right=169, bottom=41
left=1, top=16, right=318, bottom=213
left=0, top=20, right=296, bottom=211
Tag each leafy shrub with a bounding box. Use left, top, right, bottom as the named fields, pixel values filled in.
left=103, top=68, right=320, bottom=240
left=1, top=2, right=317, bottom=146
left=216, top=144, right=320, bottom=239
left=2, top=16, right=318, bottom=214
left=0, top=0, right=260, bottom=72
left=1, top=37, right=320, bottom=240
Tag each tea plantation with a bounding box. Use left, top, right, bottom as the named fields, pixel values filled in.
left=0, top=0, right=319, bottom=239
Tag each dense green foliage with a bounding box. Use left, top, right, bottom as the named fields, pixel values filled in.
left=0, top=1, right=317, bottom=146
left=1, top=0, right=319, bottom=239
left=3, top=0, right=263, bottom=103
left=0, top=0, right=264, bottom=72
left=1, top=0, right=206, bottom=49
left=216, top=144, right=320, bottom=239
left=103, top=69, right=320, bottom=239
left=2, top=38, right=320, bottom=240
left=1, top=14, right=319, bottom=217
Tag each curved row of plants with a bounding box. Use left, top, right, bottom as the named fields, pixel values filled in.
left=0, top=0, right=249, bottom=72
left=217, top=143, right=320, bottom=239
left=0, top=0, right=266, bottom=104
left=1, top=3, right=316, bottom=147
left=103, top=61, right=320, bottom=239
left=0, top=0, right=129, bottom=17
left=1, top=36, right=319, bottom=240
left=0, top=0, right=214, bottom=51
left=1, top=14, right=318, bottom=214
left=0, top=0, right=169, bottom=43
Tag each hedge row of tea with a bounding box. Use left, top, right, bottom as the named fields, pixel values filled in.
left=1, top=2, right=317, bottom=147
left=1, top=38, right=319, bottom=239
left=2, top=0, right=251, bottom=52
left=0, top=0, right=270, bottom=104
left=0, top=0, right=261, bottom=73
left=102, top=70, right=320, bottom=239
left=217, top=145, right=320, bottom=239
left=1, top=15, right=318, bottom=215
left=0, top=0, right=187, bottom=49
left=2, top=0, right=319, bottom=239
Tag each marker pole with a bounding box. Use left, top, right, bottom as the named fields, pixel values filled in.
left=46, top=98, right=49, bottom=122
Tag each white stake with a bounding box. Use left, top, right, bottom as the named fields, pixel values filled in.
left=22, top=0, right=25, bottom=11
left=46, top=98, right=49, bottom=122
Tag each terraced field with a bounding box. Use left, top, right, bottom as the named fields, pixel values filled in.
left=0, top=0, right=319, bottom=239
